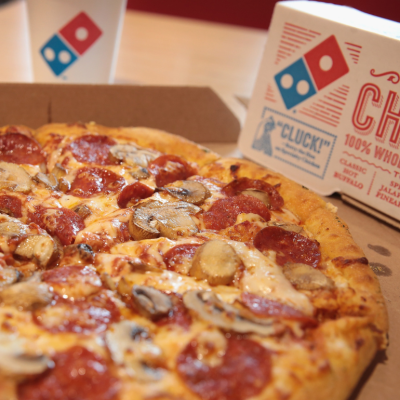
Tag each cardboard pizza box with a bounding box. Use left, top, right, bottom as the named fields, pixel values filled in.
left=0, top=83, right=240, bottom=143
left=0, top=82, right=397, bottom=399
left=240, top=1, right=400, bottom=228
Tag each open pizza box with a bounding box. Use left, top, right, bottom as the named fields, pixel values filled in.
left=0, top=82, right=398, bottom=399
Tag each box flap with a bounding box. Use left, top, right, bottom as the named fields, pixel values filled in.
left=240, top=1, right=400, bottom=222
left=0, top=83, right=240, bottom=143
left=283, top=1, right=400, bottom=39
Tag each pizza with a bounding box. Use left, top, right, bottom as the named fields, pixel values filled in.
left=0, top=123, right=388, bottom=400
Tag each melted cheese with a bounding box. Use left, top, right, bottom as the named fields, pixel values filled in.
left=195, top=232, right=314, bottom=315
left=111, top=237, right=204, bottom=269
left=58, top=195, right=121, bottom=225
left=123, top=271, right=211, bottom=293
left=234, top=243, right=314, bottom=315
left=271, top=207, right=301, bottom=224
left=110, top=233, right=313, bottom=315
left=75, top=209, right=132, bottom=241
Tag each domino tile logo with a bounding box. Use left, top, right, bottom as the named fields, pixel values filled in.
left=274, top=35, right=349, bottom=110
left=40, top=12, right=103, bottom=76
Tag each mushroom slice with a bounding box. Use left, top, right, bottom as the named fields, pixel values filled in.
left=58, top=178, right=71, bottom=193
left=117, top=276, right=133, bottom=298
left=241, top=189, right=271, bottom=208
left=129, top=167, right=150, bottom=180
left=0, top=354, right=51, bottom=376
left=0, top=220, right=27, bottom=237
left=129, top=201, right=200, bottom=241
left=0, top=268, right=21, bottom=288
left=154, top=205, right=199, bottom=240
left=183, top=290, right=283, bottom=336
left=267, top=221, right=304, bottom=235
left=132, top=285, right=172, bottom=320
left=0, top=333, right=52, bottom=376
left=105, top=320, right=164, bottom=381
left=14, top=235, right=59, bottom=268
left=160, top=181, right=211, bottom=205
left=109, top=144, right=156, bottom=168
left=283, top=263, right=335, bottom=291
left=101, top=272, right=116, bottom=291
left=72, top=204, right=92, bottom=220
left=127, top=258, right=161, bottom=273
left=52, top=163, right=67, bottom=179
left=129, top=201, right=162, bottom=240
left=63, top=243, right=94, bottom=264
left=0, top=162, right=32, bottom=193
left=51, top=164, right=71, bottom=192
left=32, top=172, right=58, bottom=191
left=189, top=240, right=240, bottom=286
left=0, top=280, right=52, bottom=310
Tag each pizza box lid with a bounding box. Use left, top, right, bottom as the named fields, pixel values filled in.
left=240, top=1, right=400, bottom=226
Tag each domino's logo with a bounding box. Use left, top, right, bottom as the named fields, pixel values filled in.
left=40, top=12, right=103, bottom=76
left=275, top=35, right=349, bottom=109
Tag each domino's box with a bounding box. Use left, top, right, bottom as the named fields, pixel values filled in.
left=240, top=1, right=400, bottom=224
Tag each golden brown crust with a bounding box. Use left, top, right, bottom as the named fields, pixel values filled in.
left=34, top=123, right=220, bottom=167
left=199, top=157, right=327, bottom=221
left=0, top=125, right=34, bottom=138
left=273, top=318, right=378, bottom=400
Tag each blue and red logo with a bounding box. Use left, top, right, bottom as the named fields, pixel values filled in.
left=275, top=35, right=349, bottom=109
left=40, top=12, right=102, bottom=76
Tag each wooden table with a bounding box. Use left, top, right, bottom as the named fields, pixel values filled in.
left=0, top=1, right=398, bottom=399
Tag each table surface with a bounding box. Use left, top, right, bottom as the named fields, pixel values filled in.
left=0, top=1, right=398, bottom=399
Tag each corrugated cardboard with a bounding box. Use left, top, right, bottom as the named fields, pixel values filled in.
left=0, top=83, right=240, bottom=142
left=240, top=1, right=400, bottom=224
left=0, top=83, right=397, bottom=399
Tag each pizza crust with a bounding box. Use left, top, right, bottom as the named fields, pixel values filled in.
left=34, top=123, right=221, bottom=167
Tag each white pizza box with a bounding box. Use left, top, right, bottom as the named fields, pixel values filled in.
left=240, top=1, right=400, bottom=225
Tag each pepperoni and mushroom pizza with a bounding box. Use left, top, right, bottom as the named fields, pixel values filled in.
left=0, top=123, right=388, bottom=400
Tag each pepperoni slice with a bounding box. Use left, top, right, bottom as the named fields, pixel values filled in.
left=68, top=167, right=125, bottom=198
left=29, top=207, right=85, bottom=245
left=254, top=226, right=321, bottom=267
left=0, top=195, right=22, bottom=217
left=33, top=292, right=120, bottom=334
left=65, top=135, right=118, bottom=165
left=0, top=133, right=45, bottom=165
left=17, top=346, right=120, bottom=400
left=222, top=178, right=284, bottom=211
left=42, top=265, right=94, bottom=284
left=42, top=265, right=102, bottom=298
left=177, top=336, right=271, bottom=400
left=203, top=195, right=271, bottom=231
left=241, top=292, right=317, bottom=326
left=163, top=243, right=201, bottom=272
left=117, top=182, right=154, bottom=208
left=148, top=155, right=197, bottom=187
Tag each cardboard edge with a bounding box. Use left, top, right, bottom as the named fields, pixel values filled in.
left=0, top=83, right=240, bottom=143
left=341, top=194, right=400, bottom=230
